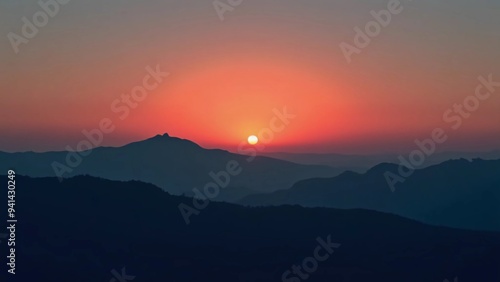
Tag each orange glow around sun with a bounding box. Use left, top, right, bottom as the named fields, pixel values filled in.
left=139, top=55, right=358, bottom=151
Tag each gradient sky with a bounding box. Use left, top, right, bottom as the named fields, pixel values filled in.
left=1, top=0, right=499, bottom=153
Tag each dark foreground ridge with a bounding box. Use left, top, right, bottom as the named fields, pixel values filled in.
left=3, top=175, right=500, bottom=281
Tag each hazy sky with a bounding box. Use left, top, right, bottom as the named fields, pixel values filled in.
left=1, top=0, right=499, bottom=153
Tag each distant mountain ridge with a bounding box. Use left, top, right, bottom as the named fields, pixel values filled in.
left=240, top=158, right=500, bottom=231
left=0, top=133, right=339, bottom=201
left=260, top=151, right=500, bottom=172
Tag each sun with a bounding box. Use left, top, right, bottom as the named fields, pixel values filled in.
left=247, top=135, right=259, bottom=145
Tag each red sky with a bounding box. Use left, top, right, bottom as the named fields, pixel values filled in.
left=1, top=0, right=499, bottom=153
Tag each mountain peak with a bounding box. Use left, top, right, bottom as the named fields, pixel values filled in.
left=152, top=133, right=171, bottom=139
left=121, top=133, right=203, bottom=150
left=148, top=133, right=188, bottom=142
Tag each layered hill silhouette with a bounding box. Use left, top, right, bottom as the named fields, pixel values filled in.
left=0, top=134, right=339, bottom=201
left=240, top=158, right=500, bottom=231
left=260, top=150, right=500, bottom=172
left=7, top=175, right=500, bottom=281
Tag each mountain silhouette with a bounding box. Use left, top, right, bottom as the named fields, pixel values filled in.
left=240, top=158, right=500, bottom=231
left=7, top=175, right=500, bottom=282
left=260, top=150, right=500, bottom=172
left=0, top=133, right=338, bottom=201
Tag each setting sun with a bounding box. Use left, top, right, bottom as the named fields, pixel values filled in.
left=248, top=135, right=259, bottom=145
